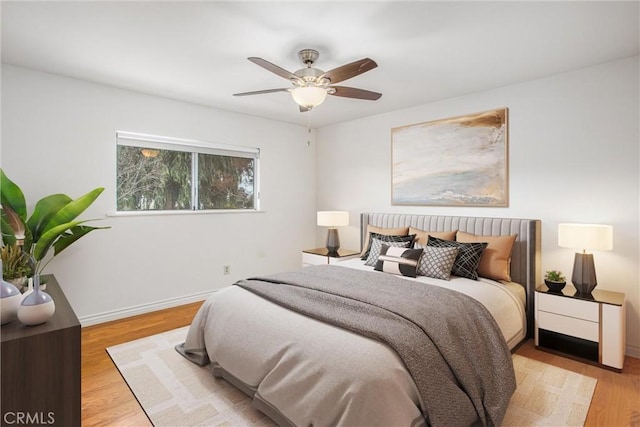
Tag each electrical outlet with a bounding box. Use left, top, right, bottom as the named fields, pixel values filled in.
left=223, top=265, right=230, bottom=275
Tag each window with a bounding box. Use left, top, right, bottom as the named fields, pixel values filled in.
left=116, top=132, right=259, bottom=212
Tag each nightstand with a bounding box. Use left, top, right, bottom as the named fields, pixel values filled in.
left=535, top=284, right=625, bottom=371
left=302, top=248, right=360, bottom=267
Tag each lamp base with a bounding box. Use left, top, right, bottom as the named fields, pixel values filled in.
left=571, top=252, right=597, bottom=294
left=326, top=228, right=340, bottom=255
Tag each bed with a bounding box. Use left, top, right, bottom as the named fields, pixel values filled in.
left=179, top=213, right=541, bottom=427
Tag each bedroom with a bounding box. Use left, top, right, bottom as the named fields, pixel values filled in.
left=0, top=1, right=638, bottom=426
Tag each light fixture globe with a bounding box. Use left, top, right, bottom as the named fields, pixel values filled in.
left=291, top=86, right=327, bottom=109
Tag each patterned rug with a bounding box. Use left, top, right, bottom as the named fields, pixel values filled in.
left=107, top=327, right=597, bottom=427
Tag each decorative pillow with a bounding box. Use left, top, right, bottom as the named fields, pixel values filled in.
left=455, top=232, right=517, bottom=281
left=360, top=225, right=410, bottom=259
left=414, top=244, right=460, bottom=280
left=364, top=236, right=414, bottom=267
left=374, top=245, right=423, bottom=278
left=427, top=236, right=488, bottom=280
left=409, top=227, right=457, bottom=245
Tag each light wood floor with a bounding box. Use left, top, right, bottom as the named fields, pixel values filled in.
left=82, top=302, right=640, bottom=426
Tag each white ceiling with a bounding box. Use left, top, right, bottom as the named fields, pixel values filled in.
left=2, top=1, right=638, bottom=128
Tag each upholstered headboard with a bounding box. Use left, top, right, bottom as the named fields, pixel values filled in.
left=360, top=212, right=541, bottom=338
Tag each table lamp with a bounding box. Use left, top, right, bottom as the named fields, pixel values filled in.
left=558, top=223, right=613, bottom=294
left=317, top=211, right=349, bottom=255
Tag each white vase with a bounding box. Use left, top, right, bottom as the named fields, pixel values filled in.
left=1, top=278, right=22, bottom=325
left=22, top=276, right=34, bottom=297
left=17, top=275, right=55, bottom=326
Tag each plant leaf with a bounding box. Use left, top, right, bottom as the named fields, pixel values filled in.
left=42, top=187, right=104, bottom=234
left=53, top=225, right=110, bottom=256
left=33, top=220, right=90, bottom=261
left=27, top=194, right=73, bottom=243
left=0, top=169, right=27, bottom=221
left=1, top=205, right=26, bottom=240
left=1, top=211, right=17, bottom=246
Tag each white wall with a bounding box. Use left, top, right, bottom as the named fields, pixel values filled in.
left=1, top=64, right=317, bottom=323
left=316, top=57, right=640, bottom=357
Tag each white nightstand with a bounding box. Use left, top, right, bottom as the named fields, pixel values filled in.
left=302, top=248, right=360, bottom=267
left=535, top=284, right=626, bottom=371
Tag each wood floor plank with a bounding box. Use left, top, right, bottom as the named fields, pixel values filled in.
left=82, top=302, right=640, bottom=426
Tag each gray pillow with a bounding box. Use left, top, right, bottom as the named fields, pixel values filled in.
left=427, top=236, right=488, bottom=280
left=415, top=244, right=459, bottom=280
left=361, top=232, right=415, bottom=260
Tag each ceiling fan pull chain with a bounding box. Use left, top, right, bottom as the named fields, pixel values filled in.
left=307, top=112, right=311, bottom=147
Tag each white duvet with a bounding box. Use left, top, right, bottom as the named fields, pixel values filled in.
left=183, top=260, right=526, bottom=426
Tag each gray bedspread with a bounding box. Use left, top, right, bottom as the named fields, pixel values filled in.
left=236, top=265, right=516, bottom=427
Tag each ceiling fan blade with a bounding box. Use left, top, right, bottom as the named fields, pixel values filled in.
left=248, top=57, right=300, bottom=81
left=329, top=86, right=382, bottom=101
left=320, top=58, right=377, bottom=84
left=233, top=88, right=290, bottom=96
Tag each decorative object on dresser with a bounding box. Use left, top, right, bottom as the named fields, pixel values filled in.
left=544, top=270, right=566, bottom=292
left=17, top=274, right=55, bottom=326
left=0, top=168, right=109, bottom=277
left=316, top=211, right=349, bottom=254
left=535, top=284, right=625, bottom=371
left=1, top=275, right=81, bottom=425
left=1, top=243, right=32, bottom=289
left=391, top=108, right=508, bottom=207
left=558, top=223, right=613, bottom=294
left=1, top=268, right=22, bottom=325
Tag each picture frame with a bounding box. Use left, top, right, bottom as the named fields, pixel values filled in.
left=391, top=108, right=508, bottom=206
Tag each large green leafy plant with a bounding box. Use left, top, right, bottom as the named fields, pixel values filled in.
left=1, top=169, right=109, bottom=275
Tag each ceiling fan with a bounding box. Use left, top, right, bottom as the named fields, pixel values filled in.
left=233, top=49, right=382, bottom=112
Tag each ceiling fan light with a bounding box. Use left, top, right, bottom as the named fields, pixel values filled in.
left=291, top=86, right=327, bottom=108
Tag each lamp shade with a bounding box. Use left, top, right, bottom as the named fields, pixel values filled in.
left=291, top=86, right=327, bottom=108
left=317, top=211, right=349, bottom=227
left=558, top=223, right=613, bottom=251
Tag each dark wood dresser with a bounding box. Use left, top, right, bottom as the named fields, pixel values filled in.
left=1, top=275, right=81, bottom=426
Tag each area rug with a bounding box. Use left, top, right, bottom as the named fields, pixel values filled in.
left=107, top=327, right=597, bottom=427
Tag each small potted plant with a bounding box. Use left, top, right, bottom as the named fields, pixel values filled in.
left=544, top=270, right=566, bottom=292
left=1, top=243, right=32, bottom=290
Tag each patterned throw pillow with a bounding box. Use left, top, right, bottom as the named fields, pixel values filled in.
left=360, top=226, right=409, bottom=259
left=414, top=244, right=460, bottom=280
left=361, top=232, right=414, bottom=260
left=364, top=236, right=413, bottom=266
left=374, top=245, right=423, bottom=278
left=427, top=236, right=488, bottom=280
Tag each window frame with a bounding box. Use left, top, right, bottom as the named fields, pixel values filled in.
left=115, top=131, right=260, bottom=214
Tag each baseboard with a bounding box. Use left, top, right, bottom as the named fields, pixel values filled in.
left=78, top=290, right=216, bottom=326
left=626, top=343, right=640, bottom=360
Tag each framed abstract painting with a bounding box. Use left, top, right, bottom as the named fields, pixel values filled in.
left=391, top=108, right=508, bottom=206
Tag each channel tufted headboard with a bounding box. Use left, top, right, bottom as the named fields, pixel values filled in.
left=360, top=212, right=541, bottom=338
